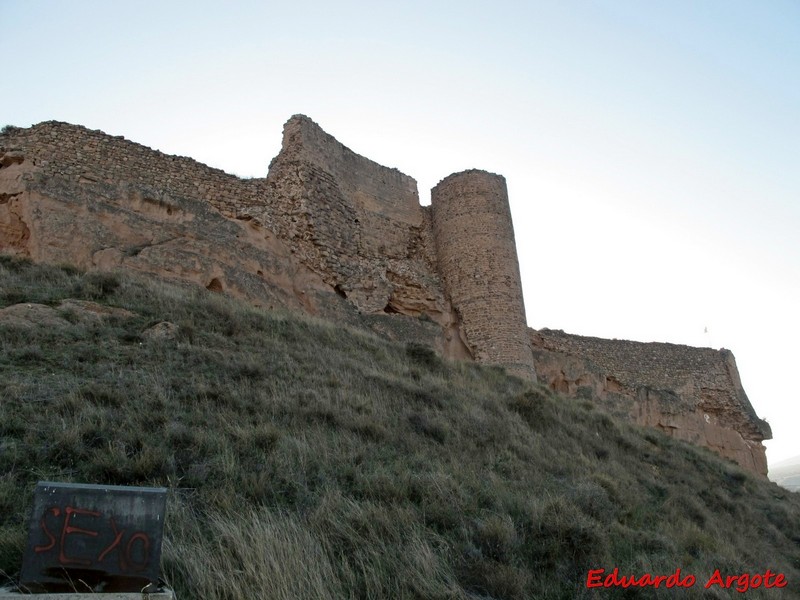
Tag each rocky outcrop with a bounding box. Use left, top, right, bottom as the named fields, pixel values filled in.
left=531, top=329, right=772, bottom=475
left=0, top=300, right=134, bottom=329
left=0, top=151, right=32, bottom=252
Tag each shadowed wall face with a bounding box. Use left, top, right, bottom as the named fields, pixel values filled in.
left=431, top=171, right=536, bottom=381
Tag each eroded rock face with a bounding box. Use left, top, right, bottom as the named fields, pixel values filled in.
left=531, top=329, right=771, bottom=475
left=0, top=152, right=31, bottom=252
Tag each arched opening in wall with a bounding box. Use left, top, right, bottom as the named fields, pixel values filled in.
left=207, top=278, right=223, bottom=293
left=334, top=284, right=347, bottom=299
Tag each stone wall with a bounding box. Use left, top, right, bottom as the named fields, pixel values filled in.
left=1, top=115, right=773, bottom=474
left=0, top=117, right=466, bottom=358
left=0, top=121, right=267, bottom=219
left=431, top=171, right=536, bottom=380
left=0, top=122, right=331, bottom=315
left=247, top=116, right=454, bottom=326
left=530, top=328, right=771, bottom=474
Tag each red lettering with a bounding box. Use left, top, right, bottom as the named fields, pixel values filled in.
left=586, top=569, right=604, bottom=588
left=97, top=516, right=127, bottom=565
left=125, top=532, right=150, bottom=571
left=666, top=569, right=678, bottom=588
left=585, top=568, right=700, bottom=589
left=666, top=569, right=696, bottom=588
left=618, top=573, right=633, bottom=588
left=28, top=502, right=159, bottom=576
left=58, top=506, right=100, bottom=566
left=33, top=507, right=61, bottom=553
left=586, top=569, right=697, bottom=589
left=762, top=570, right=787, bottom=588
left=705, top=569, right=724, bottom=589
left=735, top=574, right=750, bottom=593
left=706, top=570, right=788, bottom=591
left=604, top=567, right=621, bottom=587
left=764, top=570, right=776, bottom=587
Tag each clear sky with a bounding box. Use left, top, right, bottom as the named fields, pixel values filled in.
left=2, top=1, right=798, bottom=465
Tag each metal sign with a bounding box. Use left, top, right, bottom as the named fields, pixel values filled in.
left=20, top=482, right=167, bottom=593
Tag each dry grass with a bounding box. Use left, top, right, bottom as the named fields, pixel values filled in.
left=163, top=499, right=342, bottom=600
left=1, top=256, right=799, bottom=599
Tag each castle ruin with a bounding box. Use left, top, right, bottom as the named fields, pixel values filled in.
left=0, top=115, right=771, bottom=474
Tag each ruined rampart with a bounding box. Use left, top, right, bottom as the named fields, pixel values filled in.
left=0, top=121, right=324, bottom=316
left=0, top=115, right=772, bottom=475
left=0, top=121, right=267, bottom=218
left=531, top=329, right=771, bottom=474
left=250, top=116, right=449, bottom=320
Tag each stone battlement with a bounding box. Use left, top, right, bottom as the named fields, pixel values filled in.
left=0, top=115, right=771, bottom=474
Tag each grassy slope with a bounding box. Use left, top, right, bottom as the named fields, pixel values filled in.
left=1, top=257, right=799, bottom=599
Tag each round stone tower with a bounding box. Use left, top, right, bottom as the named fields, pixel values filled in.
left=431, top=170, right=536, bottom=381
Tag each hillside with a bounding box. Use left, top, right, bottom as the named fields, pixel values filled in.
left=1, top=257, right=799, bottom=599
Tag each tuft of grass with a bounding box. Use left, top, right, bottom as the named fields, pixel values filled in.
left=1, top=260, right=799, bottom=598
left=408, top=412, right=448, bottom=444
left=163, top=500, right=343, bottom=600
left=405, top=341, right=443, bottom=371
left=71, top=271, right=121, bottom=300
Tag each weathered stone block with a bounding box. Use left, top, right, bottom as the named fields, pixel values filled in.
left=20, top=482, right=167, bottom=593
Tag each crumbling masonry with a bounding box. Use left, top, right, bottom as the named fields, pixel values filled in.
left=0, top=115, right=770, bottom=474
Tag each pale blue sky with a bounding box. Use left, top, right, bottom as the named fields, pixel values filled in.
left=2, top=1, right=798, bottom=465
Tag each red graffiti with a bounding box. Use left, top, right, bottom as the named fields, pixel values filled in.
left=33, top=507, right=61, bottom=553
left=59, top=506, right=100, bottom=566
left=126, top=532, right=150, bottom=571
left=97, top=516, right=125, bottom=562
left=34, top=505, right=151, bottom=573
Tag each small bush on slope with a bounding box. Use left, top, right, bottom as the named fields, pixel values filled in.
left=1, top=257, right=799, bottom=599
